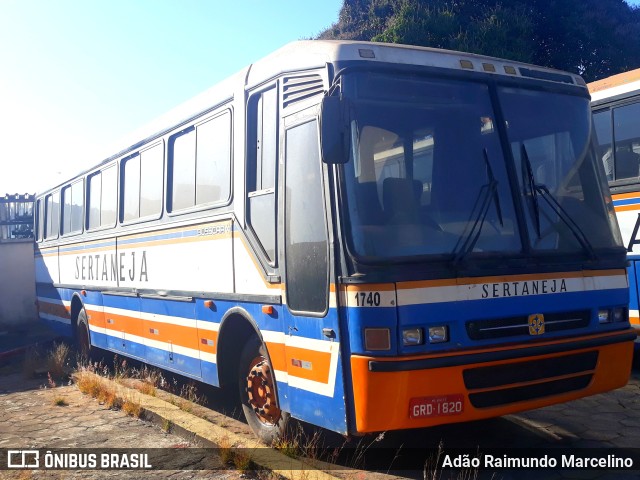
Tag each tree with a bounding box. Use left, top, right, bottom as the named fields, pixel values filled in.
left=317, top=0, right=640, bottom=81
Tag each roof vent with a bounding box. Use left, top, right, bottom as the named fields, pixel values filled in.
left=519, top=67, right=574, bottom=85
left=283, top=74, right=325, bottom=109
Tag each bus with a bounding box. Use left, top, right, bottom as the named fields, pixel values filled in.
left=35, top=41, right=636, bottom=443
left=590, top=69, right=640, bottom=341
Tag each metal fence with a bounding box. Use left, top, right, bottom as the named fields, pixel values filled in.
left=0, top=194, right=35, bottom=240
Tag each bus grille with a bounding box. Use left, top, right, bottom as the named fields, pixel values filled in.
left=466, top=310, right=590, bottom=340
left=463, top=351, right=597, bottom=408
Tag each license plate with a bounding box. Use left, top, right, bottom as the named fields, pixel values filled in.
left=409, top=394, right=464, bottom=419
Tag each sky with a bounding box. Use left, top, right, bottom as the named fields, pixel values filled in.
left=0, top=0, right=343, bottom=194
left=2, top=0, right=640, bottom=195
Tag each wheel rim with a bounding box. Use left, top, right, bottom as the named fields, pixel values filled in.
left=245, top=355, right=281, bottom=426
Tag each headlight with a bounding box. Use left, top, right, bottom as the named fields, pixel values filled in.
left=612, top=307, right=627, bottom=323
left=428, top=326, right=449, bottom=343
left=402, top=328, right=423, bottom=346
left=598, top=309, right=610, bottom=324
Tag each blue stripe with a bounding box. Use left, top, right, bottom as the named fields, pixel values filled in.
left=613, top=198, right=640, bottom=207
left=58, top=240, right=116, bottom=253
left=117, top=229, right=199, bottom=246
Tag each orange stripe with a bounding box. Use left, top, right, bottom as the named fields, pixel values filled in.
left=103, top=312, right=145, bottom=338
left=344, top=283, right=396, bottom=292
left=285, top=346, right=332, bottom=384
left=122, top=221, right=231, bottom=241
left=99, top=311, right=329, bottom=382
left=118, top=232, right=232, bottom=250
left=102, top=312, right=219, bottom=354
left=265, top=342, right=287, bottom=372
left=86, top=309, right=106, bottom=329
left=142, top=319, right=206, bottom=352
left=612, top=191, right=640, bottom=200
left=614, top=204, right=640, bottom=212
left=38, top=301, right=70, bottom=319
left=588, top=68, right=640, bottom=93
left=59, top=244, right=116, bottom=256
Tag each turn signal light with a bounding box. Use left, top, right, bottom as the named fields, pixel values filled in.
left=364, top=328, right=391, bottom=351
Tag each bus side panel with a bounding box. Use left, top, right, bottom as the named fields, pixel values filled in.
left=102, top=294, right=144, bottom=360
left=628, top=260, right=640, bottom=336
left=279, top=294, right=348, bottom=435
left=140, top=296, right=201, bottom=377
left=195, top=298, right=221, bottom=386
left=612, top=193, right=640, bottom=338
left=84, top=289, right=107, bottom=350
left=36, top=285, right=72, bottom=337
left=34, top=245, right=59, bottom=285
left=34, top=245, right=70, bottom=335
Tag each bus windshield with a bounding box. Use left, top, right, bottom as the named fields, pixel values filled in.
left=342, top=73, right=621, bottom=262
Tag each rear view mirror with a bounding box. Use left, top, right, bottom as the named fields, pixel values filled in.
left=320, top=96, right=348, bottom=164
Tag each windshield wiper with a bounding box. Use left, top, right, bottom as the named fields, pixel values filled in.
left=484, top=148, right=504, bottom=228
left=521, top=144, right=541, bottom=237
left=520, top=144, right=596, bottom=260
left=452, top=149, right=502, bottom=265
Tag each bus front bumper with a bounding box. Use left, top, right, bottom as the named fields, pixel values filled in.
left=349, top=329, right=636, bottom=434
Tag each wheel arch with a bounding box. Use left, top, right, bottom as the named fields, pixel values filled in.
left=70, top=293, right=85, bottom=333
left=217, top=307, right=269, bottom=389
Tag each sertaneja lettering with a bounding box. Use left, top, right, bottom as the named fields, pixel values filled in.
left=75, top=251, right=149, bottom=283
left=481, top=279, right=567, bottom=298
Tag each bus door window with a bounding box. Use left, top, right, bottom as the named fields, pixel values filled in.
left=593, top=110, right=613, bottom=181
left=247, top=86, right=278, bottom=264
left=284, top=119, right=329, bottom=314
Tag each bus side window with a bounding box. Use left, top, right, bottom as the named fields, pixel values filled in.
left=613, top=102, right=640, bottom=180
left=121, top=143, right=163, bottom=222
left=87, top=164, right=117, bottom=230
left=36, top=198, right=44, bottom=242
left=169, top=111, right=231, bottom=212
left=44, top=191, right=60, bottom=239
left=247, top=86, right=278, bottom=264
left=61, top=180, right=84, bottom=235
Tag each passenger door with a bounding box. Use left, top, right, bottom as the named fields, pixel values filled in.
left=280, top=110, right=347, bottom=434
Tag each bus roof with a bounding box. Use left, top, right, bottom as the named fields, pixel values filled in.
left=247, top=40, right=584, bottom=87
left=588, top=68, right=640, bottom=102
left=38, top=40, right=587, bottom=196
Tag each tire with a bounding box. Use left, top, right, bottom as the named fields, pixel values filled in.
left=76, top=309, right=93, bottom=359
left=238, top=335, right=289, bottom=444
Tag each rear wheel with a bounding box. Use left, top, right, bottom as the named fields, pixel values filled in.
left=238, top=335, right=289, bottom=444
left=76, top=309, right=92, bottom=359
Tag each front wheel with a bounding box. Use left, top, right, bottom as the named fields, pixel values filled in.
left=76, top=309, right=93, bottom=359
left=238, top=335, right=289, bottom=444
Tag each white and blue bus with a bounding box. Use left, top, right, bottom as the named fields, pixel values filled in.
left=590, top=69, right=640, bottom=342
left=35, top=41, right=635, bottom=443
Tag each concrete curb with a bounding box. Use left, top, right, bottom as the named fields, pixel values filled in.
left=0, top=337, right=61, bottom=361
left=77, top=372, right=343, bottom=480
